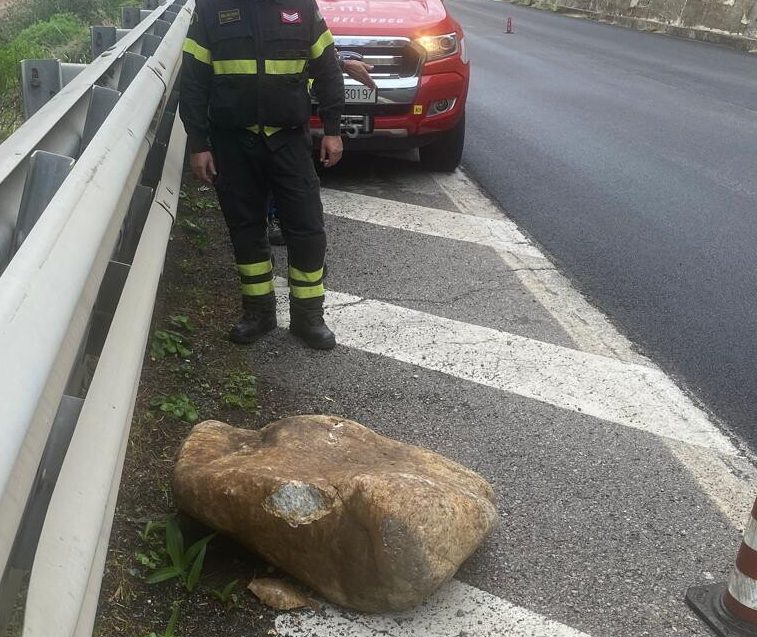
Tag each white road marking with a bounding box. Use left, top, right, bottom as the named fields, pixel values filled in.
left=275, top=579, right=592, bottom=637
left=271, top=178, right=755, bottom=636
left=274, top=281, right=736, bottom=455
left=431, top=169, right=515, bottom=221
left=322, top=184, right=757, bottom=525
left=322, top=187, right=649, bottom=365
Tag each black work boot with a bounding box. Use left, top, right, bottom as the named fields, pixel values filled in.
left=229, top=293, right=277, bottom=344
left=289, top=296, right=336, bottom=350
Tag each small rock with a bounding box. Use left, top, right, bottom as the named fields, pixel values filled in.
left=248, top=578, right=314, bottom=611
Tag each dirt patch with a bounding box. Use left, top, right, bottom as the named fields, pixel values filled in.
left=94, top=171, right=312, bottom=637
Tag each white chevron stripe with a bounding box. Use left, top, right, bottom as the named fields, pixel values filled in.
left=276, top=579, right=593, bottom=637
left=274, top=281, right=736, bottom=454
left=320, top=184, right=757, bottom=527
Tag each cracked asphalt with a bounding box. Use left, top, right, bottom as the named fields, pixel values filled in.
left=230, top=149, right=757, bottom=636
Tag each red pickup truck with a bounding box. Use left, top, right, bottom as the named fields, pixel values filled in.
left=310, top=0, right=470, bottom=172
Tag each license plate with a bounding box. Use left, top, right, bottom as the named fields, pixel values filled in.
left=344, top=85, right=377, bottom=104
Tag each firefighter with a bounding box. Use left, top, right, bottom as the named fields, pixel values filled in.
left=179, top=0, right=345, bottom=350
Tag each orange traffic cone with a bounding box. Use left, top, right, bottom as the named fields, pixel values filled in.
left=687, top=496, right=757, bottom=635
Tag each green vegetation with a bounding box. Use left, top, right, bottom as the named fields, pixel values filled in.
left=0, top=0, right=132, bottom=140
left=168, top=315, right=195, bottom=333
left=0, top=0, right=131, bottom=43
left=150, top=315, right=194, bottom=360
left=143, top=518, right=216, bottom=593
left=222, top=371, right=258, bottom=411
left=150, top=329, right=193, bottom=360
left=149, top=394, right=199, bottom=422
left=177, top=217, right=210, bottom=250
left=210, top=580, right=242, bottom=609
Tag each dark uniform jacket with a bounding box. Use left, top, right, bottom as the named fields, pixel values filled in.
left=180, top=0, right=344, bottom=152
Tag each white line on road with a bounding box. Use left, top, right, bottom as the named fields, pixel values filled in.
left=275, top=579, right=593, bottom=637
left=322, top=184, right=757, bottom=524
left=274, top=281, right=736, bottom=455
left=322, top=186, right=649, bottom=366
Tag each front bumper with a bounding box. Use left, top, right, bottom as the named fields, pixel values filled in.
left=310, top=39, right=469, bottom=147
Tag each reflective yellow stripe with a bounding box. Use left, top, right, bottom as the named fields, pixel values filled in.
left=183, top=38, right=212, bottom=65
left=238, top=261, right=272, bottom=277
left=309, top=29, right=334, bottom=59
left=290, top=283, right=325, bottom=299
left=241, top=280, right=275, bottom=296
left=289, top=266, right=324, bottom=283
left=265, top=59, right=307, bottom=74
left=247, top=125, right=284, bottom=136
left=213, top=59, right=257, bottom=74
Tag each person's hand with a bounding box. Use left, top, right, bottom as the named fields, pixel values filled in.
left=190, top=151, right=217, bottom=185
left=320, top=135, right=343, bottom=167
left=344, top=60, right=376, bottom=89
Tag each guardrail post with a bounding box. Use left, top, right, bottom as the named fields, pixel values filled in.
left=20, top=60, right=62, bottom=118
left=91, top=26, right=116, bottom=58
left=60, top=63, right=87, bottom=86
left=85, top=261, right=132, bottom=359
left=117, top=52, right=148, bottom=92
left=115, top=185, right=154, bottom=264
left=143, top=100, right=178, bottom=188
left=11, top=151, right=75, bottom=255
left=79, top=86, right=122, bottom=156
left=152, top=18, right=172, bottom=37
left=140, top=33, right=164, bottom=57
left=122, top=6, right=142, bottom=29
left=162, top=8, right=180, bottom=22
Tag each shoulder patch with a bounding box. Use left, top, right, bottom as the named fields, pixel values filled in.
left=280, top=9, right=303, bottom=24
left=218, top=8, right=241, bottom=24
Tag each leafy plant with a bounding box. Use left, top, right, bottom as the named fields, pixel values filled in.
left=144, top=518, right=216, bottom=592
left=168, top=315, right=194, bottom=332
left=149, top=394, right=199, bottom=423
left=221, top=371, right=258, bottom=411
left=138, top=519, right=167, bottom=544
left=141, top=601, right=182, bottom=637
left=192, top=199, right=216, bottom=211
left=210, top=579, right=241, bottom=609
left=134, top=550, right=162, bottom=570
left=150, top=329, right=192, bottom=360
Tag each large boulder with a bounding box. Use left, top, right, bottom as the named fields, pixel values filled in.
left=173, top=416, right=497, bottom=612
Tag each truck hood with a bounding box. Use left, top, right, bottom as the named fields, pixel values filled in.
left=317, top=0, right=449, bottom=36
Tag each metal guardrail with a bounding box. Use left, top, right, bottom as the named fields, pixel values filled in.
left=0, top=1, right=192, bottom=634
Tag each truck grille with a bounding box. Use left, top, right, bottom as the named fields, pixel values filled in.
left=334, top=36, right=422, bottom=79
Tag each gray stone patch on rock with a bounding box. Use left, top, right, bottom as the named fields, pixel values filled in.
left=264, top=481, right=333, bottom=527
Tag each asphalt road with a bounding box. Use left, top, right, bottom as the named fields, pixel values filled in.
left=455, top=0, right=757, bottom=451
left=249, top=163, right=756, bottom=637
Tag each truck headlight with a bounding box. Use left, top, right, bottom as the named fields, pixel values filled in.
left=415, top=33, right=459, bottom=61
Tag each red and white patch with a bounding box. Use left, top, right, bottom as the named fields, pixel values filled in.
left=280, top=10, right=302, bottom=23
